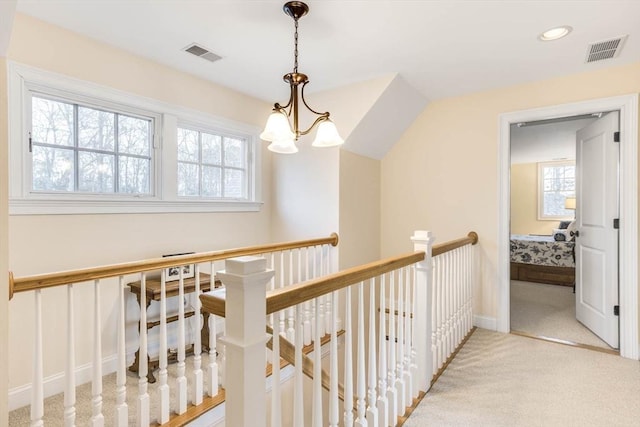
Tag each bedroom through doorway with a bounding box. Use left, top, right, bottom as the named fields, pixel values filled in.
left=509, top=114, right=615, bottom=351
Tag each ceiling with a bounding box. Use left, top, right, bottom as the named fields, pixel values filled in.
left=13, top=1, right=640, bottom=104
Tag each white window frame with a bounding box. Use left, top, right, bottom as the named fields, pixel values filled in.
left=176, top=121, right=253, bottom=201
left=8, top=62, right=262, bottom=215
left=537, top=160, right=575, bottom=220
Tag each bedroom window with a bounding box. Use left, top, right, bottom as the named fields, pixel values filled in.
left=538, top=161, right=575, bottom=220
left=177, top=126, right=249, bottom=200
left=31, top=95, right=153, bottom=195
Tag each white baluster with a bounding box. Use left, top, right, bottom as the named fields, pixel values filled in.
left=279, top=253, right=286, bottom=336
left=64, top=285, right=76, bottom=427
left=208, top=262, right=219, bottom=397
left=329, top=291, right=339, bottom=427
left=31, top=290, right=43, bottom=427
left=436, top=256, right=444, bottom=371
left=293, top=305, right=304, bottom=427
left=448, top=252, right=455, bottom=355
left=395, top=269, right=406, bottom=414
left=355, top=282, right=368, bottom=427
left=403, top=267, right=412, bottom=404
left=377, top=275, right=389, bottom=426
left=454, top=249, right=461, bottom=347
left=315, top=247, right=325, bottom=338
left=157, top=273, right=170, bottom=424
left=175, top=269, right=187, bottom=414
left=287, top=251, right=296, bottom=341
left=193, top=265, right=204, bottom=406
left=91, top=280, right=104, bottom=426
left=269, top=253, right=276, bottom=328
left=324, top=245, right=333, bottom=334
left=344, top=287, right=354, bottom=427
left=467, top=244, right=473, bottom=333
left=410, top=265, right=419, bottom=399
left=387, top=272, right=398, bottom=426
left=137, top=274, right=150, bottom=427
left=303, top=248, right=312, bottom=346
left=115, top=277, right=128, bottom=426
left=312, top=297, right=323, bottom=427
left=272, top=309, right=282, bottom=427
left=366, top=278, right=379, bottom=426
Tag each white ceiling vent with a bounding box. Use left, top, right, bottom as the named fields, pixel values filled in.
left=585, top=35, right=628, bottom=63
left=183, top=43, right=222, bottom=63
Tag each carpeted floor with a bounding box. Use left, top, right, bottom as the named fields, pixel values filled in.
left=510, top=280, right=611, bottom=349
left=405, top=328, right=640, bottom=426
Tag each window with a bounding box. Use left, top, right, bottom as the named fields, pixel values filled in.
left=31, top=95, right=153, bottom=195
left=177, top=127, right=248, bottom=199
left=538, top=161, right=575, bottom=219
left=8, top=63, right=261, bottom=214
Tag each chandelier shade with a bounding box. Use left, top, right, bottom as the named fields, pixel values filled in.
left=262, top=1, right=343, bottom=154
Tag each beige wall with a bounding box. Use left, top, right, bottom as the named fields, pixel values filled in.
left=510, top=162, right=561, bottom=235
left=6, top=14, right=273, bottom=392
left=338, top=150, right=380, bottom=269
left=0, top=55, right=10, bottom=425
left=381, top=61, right=640, bottom=320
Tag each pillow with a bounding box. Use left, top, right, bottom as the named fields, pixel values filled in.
left=553, top=229, right=567, bottom=241
left=565, top=220, right=578, bottom=241
left=558, top=220, right=572, bottom=229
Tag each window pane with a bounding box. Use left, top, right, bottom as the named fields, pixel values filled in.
left=119, top=156, right=150, bottom=194
left=119, top=115, right=150, bottom=156
left=177, top=128, right=199, bottom=162
left=79, top=151, right=115, bottom=193
left=202, top=166, right=222, bottom=197
left=224, top=137, right=245, bottom=168
left=32, top=145, right=74, bottom=191
left=78, top=107, right=115, bottom=151
left=202, top=133, right=222, bottom=165
left=32, top=97, right=74, bottom=146
left=224, top=168, right=245, bottom=198
left=178, top=162, right=200, bottom=196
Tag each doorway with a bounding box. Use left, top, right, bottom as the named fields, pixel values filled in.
left=508, top=114, right=613, bottom=349
left=497, top=94, right=639, bottom=360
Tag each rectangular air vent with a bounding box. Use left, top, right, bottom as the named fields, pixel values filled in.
left=183, top=43, right=222, bottom=63
left=585, top=35, right=628, bottom=63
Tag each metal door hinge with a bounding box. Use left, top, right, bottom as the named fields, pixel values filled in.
left=613, top=218, right=620, bottom=229
left=614, top=131, right=620, bottom=142
left=28, top=132, right=33, bottom=153
left=614, top=305, right=620, bottom=316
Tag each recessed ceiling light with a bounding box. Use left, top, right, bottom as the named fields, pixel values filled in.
left=539, top=26, right=573, bottom=41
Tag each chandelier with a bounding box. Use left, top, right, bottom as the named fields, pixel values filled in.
left=260, top=1, right=344, bottom=154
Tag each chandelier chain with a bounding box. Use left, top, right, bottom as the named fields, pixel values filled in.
left=294, top=18, right=299, bottom=73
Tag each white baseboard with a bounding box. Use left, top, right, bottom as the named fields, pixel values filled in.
left=9, top=354, right=118, bottom=411
left=473, top=315, right=497, bottom=331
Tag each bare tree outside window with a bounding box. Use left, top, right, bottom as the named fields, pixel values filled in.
left=31, top=95, right=152, bottom=195
left=177, top=127, right=247, bottom=199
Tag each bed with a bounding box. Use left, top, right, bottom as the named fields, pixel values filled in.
left=510, top=234, right=575, bottom=286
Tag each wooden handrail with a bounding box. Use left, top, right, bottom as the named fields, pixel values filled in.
left=8, top=233, right=339, bottom=299
left=201, top=251, right=425, bottom=318
left=201, top=231, right=480, bottom=318
left=432, top=231, right=478, bottom=257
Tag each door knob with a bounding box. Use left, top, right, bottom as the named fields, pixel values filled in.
left=575, top=230, right=580, bottom=237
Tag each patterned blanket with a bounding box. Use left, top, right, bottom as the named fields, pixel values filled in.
left=510, top=235, right=575, bottom=268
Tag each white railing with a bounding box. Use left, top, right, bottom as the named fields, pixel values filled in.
left=201, top=230, right=479, bottom=427
left=8, top=234, right=338, bottom=426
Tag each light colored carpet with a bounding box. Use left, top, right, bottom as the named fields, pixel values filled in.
left=9, top=352, right=216, bottom=426
left=510, top=280, right=611, bottom=349
left=405, top=328, right=640, bottom=426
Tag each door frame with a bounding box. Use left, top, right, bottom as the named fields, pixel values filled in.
left=497, top=94, right=639, bottom=359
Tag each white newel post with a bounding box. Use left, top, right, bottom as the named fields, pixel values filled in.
left=217, top=256, right=274, bottom=427
left=411, top=230, right=434, bottom=392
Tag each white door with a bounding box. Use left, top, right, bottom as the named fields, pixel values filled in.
left=575, top=111, right=619, bottom=348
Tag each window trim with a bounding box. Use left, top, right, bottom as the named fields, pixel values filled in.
left=176, top=122, right=253, bottom=201
left=8, top=62, right=262, bottom=215
left=537, top=160, right=576, bottom=221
